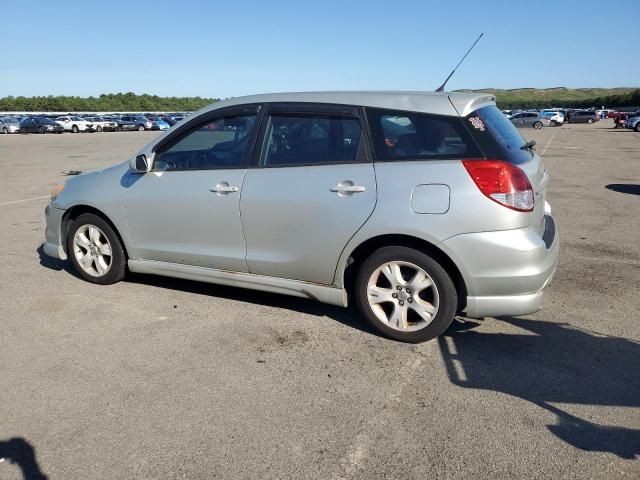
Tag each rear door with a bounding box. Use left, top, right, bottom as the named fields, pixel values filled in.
left=240, top=103, right=376, bottom=284
left=511, top=113, right=524, bottom=127
left=524, top=113, right=538, bottom=127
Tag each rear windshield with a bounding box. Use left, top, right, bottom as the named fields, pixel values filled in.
left=465, top=105, right=531, bottom=165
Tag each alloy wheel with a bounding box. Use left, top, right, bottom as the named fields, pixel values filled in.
left=73, top=224, right=113, bottom=277
left=366, top=261, right=439, bottom=332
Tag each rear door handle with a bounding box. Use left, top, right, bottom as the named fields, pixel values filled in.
left=330, top=181, right=366, bottom=196
left=210, top=182, right=239, bottom=194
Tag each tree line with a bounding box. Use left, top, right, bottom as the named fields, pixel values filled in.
left=494, top=88, right=640, bottom=110
left=0, top=92, right=219, bottom=112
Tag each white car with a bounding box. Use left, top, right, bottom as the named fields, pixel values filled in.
left=540, top=111, right=565, bottom=126
left=83, top=116, right=119, bottom=132
left=55, top=116, right=93, bottom=133
left=0, top=117, right=21, bottom=134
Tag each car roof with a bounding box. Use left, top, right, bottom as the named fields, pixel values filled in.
left=197, top=91, right=496, bottom=118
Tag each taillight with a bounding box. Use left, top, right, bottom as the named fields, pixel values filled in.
left=462, top=159, right=534, bottom=212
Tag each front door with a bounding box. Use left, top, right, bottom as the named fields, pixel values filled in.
left=124, top=109, right=260, bottom=272
left=240, top=104, right=376, bottom=284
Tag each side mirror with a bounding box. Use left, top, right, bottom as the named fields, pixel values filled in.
left=131, top=154, right=150, bottom=173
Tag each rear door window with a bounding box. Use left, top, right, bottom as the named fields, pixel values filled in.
left=260, top=113, right=362, bottom=167
left=366, top=108, right=480, bottom=161
left=465, top=105, right=531, bottom=165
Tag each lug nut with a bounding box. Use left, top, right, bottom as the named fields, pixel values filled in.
left=408, top=298, right=413, bottom=303
left=406, top=288, right=411, bottom=294
left=392, top=293, right=398, bottom=298
left=396, top=285, right=402, bottom=290
left=399, top=301, right=404, bottom=306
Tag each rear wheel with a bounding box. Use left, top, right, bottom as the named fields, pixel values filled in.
left=533, top=121, right=543, bottom=129
left=355, top=246, right=457, bottom=343
left=66, top=213, right=126, bottom=285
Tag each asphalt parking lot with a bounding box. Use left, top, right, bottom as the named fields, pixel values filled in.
left=1, top=122, right=639, bottom=479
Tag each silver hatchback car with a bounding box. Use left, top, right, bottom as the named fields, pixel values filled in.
left=43, top=91, right=558, bottom=343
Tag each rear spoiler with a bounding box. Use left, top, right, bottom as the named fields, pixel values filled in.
left=449, top=94, right=496, bottom=117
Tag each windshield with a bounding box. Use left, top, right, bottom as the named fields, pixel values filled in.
left=465, top=105, right=531, bottom=165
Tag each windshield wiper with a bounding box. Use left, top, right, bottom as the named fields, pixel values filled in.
left=520, top=140, right=536, bottom=151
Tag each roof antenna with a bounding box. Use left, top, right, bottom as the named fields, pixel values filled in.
left=435, top=33, right=484, bottom=92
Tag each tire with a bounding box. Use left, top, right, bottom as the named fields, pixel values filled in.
left=635, top=123, right=640, bottom=133
left=533, top=121, right=543, bottom=129
left=39, top=127, right=46, bottom=134
left=587, top=118, right=594, bottom=124
left=96, top=126, right=103, bottom=132
left=550, top=120, right=557, bottom=127
left=72, top=125, right=79, bottom=133
left=354, top=246, right=458, bottom=343
left=66, top=213, right=126, bottom=285
left=137, top=125, right=145, bottom=131
left=2, top=127, right=8, bottom=134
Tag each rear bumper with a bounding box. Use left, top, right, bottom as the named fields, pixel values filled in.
left=442, top=214, right=559, bottom=318
left=43, top=203, right=67, bottom=260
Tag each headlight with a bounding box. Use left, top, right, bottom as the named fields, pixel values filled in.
left=51, top=183, right=65, bottom=201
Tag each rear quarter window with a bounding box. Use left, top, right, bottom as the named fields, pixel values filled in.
left=465, top=105, right=531, bottom=165
left=366, top=108, right=480, bottom=161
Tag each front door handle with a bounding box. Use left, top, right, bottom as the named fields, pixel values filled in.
left=210, top=182, right=239, bottom=194
left=330, top=181, right=366, bottom=196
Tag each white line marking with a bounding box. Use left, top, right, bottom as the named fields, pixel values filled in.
left=541, top=129, right=560, bottom=155
left=333, top=354, right=425, bottom=479
left=0, top=195, right=49, bottom=206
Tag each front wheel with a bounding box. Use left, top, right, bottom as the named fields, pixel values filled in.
left=2, top=127, right=8, bottom=134
left=96, top=126, right=103, bottom=132
left=635, top=123, right=640, bottom=132
left=138, top=125, right=145, bottom=131
left=354, top=246, right=457, bottom=343
left=550, top=120, right=557, bottom=127
left=66, top=213, right=126, bottom=285
left=72, top=125, right=79, bottom=133
left=587, top=118, right=594, bottom=124
left=533, top=121, right=543, bottom=129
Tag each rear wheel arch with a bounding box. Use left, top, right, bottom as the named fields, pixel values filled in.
left=62, top=205, right=129, bottom=260
left=341, top=234, right=468, bottom=312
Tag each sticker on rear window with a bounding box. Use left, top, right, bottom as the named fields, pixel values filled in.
left=469, top=116, right=485, bottom=131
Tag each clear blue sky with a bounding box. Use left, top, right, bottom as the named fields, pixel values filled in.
left=3, top=0, right=638, bottom=98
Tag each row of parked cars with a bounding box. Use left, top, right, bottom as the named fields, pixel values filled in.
left=501, top=109, right=604, bottom=129
left=0, top=113, right=192, bottom=134
left=502, top=107, right=640, bottom=131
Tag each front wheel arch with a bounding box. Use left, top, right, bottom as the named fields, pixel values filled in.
left=62, top=205, right=130, bottom=261
left=340, top=234, right=468, bottom=313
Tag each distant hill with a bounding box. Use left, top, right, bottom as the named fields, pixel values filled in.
left=456, top=87, right=640, bottom=109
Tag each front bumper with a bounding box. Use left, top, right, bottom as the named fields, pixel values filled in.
left=442, top=214, right=559, bottom=318
left=43, top=203, right=67, bottom=260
